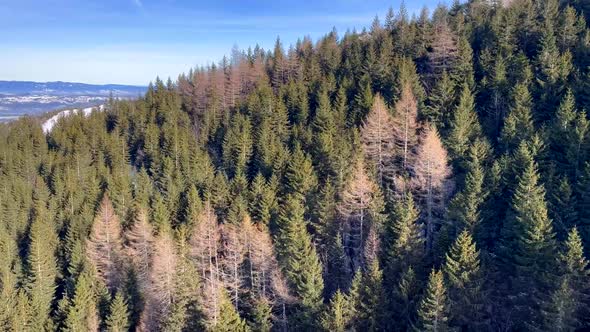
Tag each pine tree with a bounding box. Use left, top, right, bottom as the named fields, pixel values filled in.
left=285, top=144, right=317, bottom=204
left=499, top=83, right=535, bottom=153
left=425, top=70, right=456, bottom=129
left=446, top=84, right=482, bottom=165
left=446, top=142, right=487, bottom=237
left=544, top=227, right=589, bottom=331
left=320, top=290, right=351, bottom=332
left=386, top=192, right=424, bottom=278
left=358, top=259, right=386, bottom=331
left=64, top=263, right=99, bottom=332
left=500, top=143, right=557, bottom=329
left=212, top=289, right=250, bottom=332
left=417, top=269, right=449, bottom=332
left=443, top=230, right=484, bottom=330
left=106, top=291, right=130, bottom=332
left=277, top=197, right=324, bottom=329
left=26, top=183, right=58, bottom=331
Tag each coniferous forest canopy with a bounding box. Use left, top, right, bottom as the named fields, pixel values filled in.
left=3, top=0, right=590, bottom=331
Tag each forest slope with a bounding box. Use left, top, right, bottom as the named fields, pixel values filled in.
left=1, top=0, right=590, bottom=331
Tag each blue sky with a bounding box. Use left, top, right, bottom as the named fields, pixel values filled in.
left=1, top=0, right=443, bottom=85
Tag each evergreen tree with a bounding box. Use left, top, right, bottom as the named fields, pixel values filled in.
left=358, top=259, right=386, bottom=331
left=320, top=290, right=351, bottom=332
left=277, top=197, right=324, bottom=329
left=424, top=70, right=456, bottom=129
left=64, top=263, right=99, bottom=332
left=446, top=142, right=487, bottom=237
left=551, top=90, right=589, bottom=180
left=499, top=83, right=535, bottom=153
left=212, top=289, right=250, bottom=332
left=251, top=297, right=273, bottom=332
left=446, top=84, right=482, bottom=166
left=499, top=143, right=557, bottom=329
left=106, top=291, right=130, bottom=332
left=26, top=182, right=58, bottom=331
left=285, top=144, right=317, bottom=204
left=417, top=269, right=449, bottom=332
left=443, top=230, right=484, bottom=330
left=391, top=266, right=420, bottom=330
left=544, top=227, right=589, bottom=331
left=549, top=177, right=578, bottom=239
left=222, top=113, right=253, bottom=177
left=385, top=192, right=424, bottom=278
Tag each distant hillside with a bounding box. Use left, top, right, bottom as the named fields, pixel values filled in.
left=0, top=80, right=146, bottom=121
left=0, top=80, right=145, bottom=96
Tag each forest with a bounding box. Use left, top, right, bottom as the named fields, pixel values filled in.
left=2, top=0, right=590, bottom=331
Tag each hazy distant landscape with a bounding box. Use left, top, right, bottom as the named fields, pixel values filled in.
left=0, top=81, right=146, bottom=121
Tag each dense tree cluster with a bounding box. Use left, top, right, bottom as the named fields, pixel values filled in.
left=2, top=0, right=590, bottom=330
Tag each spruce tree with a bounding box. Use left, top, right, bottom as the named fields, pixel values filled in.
left=385, top=192, right=424, bottom=278
left=551, top=90, right=589, bottom=180
left=26, top=183, right=58, bottom=331
left=446, top=142, right=487, bottom=237
left=500, top=143, right=557, bottom=329
left=277, top=197, right=324, bottom=329
left=358, top=259, right=386, bottom=331
left=499, top=82, right=535, bottom=153
left=391, top=266, right=420, bottom=330
left=544, top=227, right=589, bottom=331
left=443, top=230, right=484, bottom=330
left=64, top=263, right=99, bottom=332
left=417, top=269, right=449, bottom=332
left=424, top=70, right=456, bottom=129
left=320, top=290, right=351, bottom=332
left=212, top=289, right=250, bottom=332
left=106, top=291, right=130, bottom=332
left=446, top=84, right=482, bottom=166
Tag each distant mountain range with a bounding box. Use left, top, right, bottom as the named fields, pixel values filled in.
left=0, top=80, right=146, bottom=121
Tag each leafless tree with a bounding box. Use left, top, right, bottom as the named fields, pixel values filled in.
left=87, top=195, right=123, bottom=291
left=338, top=158, right=381, bottom=272
left=361, top=93, right=396, bottom=187
left=190, top=201, right=222, bottom=326
left=140, top=232, right=177, bottom=331
left=411, top=124, right=452, bottom=252
left=220, top=222, right=245, bottom=310
left=123, top=206, right=155, bottom=312
left=428, top=19, right=458, bottom=77
left=393, top=85, right=419, bottom=171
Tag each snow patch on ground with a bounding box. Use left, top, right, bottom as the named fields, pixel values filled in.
left=42, top=105, right=104, bottom=133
